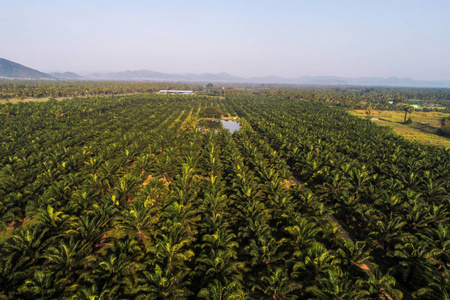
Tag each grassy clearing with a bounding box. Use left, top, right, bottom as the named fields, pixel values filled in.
left=351, top=109, right=450, bottom=148
left=0, top=96, right=66, bottom=104
left=0, top=92, right=143, bottom=104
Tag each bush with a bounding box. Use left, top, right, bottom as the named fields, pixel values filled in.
left=437, top=128, right=450, bottom=137
left=202, top=107, right=223, bottom=118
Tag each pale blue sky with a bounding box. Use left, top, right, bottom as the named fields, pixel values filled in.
left=1, top=0, right=450, bottom=80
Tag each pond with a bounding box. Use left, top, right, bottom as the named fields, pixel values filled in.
left=221, top=120, right=241, bottom=133
left=197, top=119, right=240, bottom=133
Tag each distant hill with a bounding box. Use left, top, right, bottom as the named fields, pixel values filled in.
left=1, top=57, right=449, bottom=87
left=0, top=58, right=53, bottom=79
left=86, top=69, right=450, bottom=88
left=86, top=70, right=244, bottom=82
left=89, top=70, right=173, bottom=80
left=49, top=72, right=83, bottom=79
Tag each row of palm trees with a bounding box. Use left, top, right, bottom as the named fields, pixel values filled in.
left=0, top=81, right=207, bottom=100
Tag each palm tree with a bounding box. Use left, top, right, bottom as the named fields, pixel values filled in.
left=140, top=263, right=192, bottom=299
left=285, top=217, right=322, bottom=250
left=71, top=284, right=117, bottom=300
left=413, top=268, right=450, bottom=300
left=389, top=241, right=439, bottom=288
left=42, top=238, right=85, bottom=294
left=160, top=201, right=200, bottom=244
left=365, top=105, right=373, bottom=119
left=197, top=279, right=247, bottom=300
left=16, top=270, right=62, bottom=300
left=292, top=242, right=340, bottom=281
left=348, top=166, right=373, bottom=194
left=245, top=234, right=287, bottom=267
left=403, top=105, right=414, bottom=123
left=370, top=214, right=410, bottom=256
left=115, top=202, right=157, bottom=245
left=195, top=229, right=244, bottom=292
left=356, top=270, right=403, bottom=300
left=305, top=270, right=364, bottom=300
left=419, top=223, right=450, bottom=271
left=0, top=226, right=51, bottom=290
left=438, top=116, right=450, bottom=135
left=69, top=214, right=108, bottom=254
left=336, top=240, right=373, bottom=273
left=84, top=251, right=138, bottom=298
left=35, top=204, right=76, bottom=231
left=252, top=266, right=303, bottom=300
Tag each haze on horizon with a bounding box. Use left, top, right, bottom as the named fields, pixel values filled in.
left=2, top=0, right=450, bottom=81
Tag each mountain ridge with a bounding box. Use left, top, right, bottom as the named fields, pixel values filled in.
left=1, top=58, right=449, bottom=88
left=85, top=70, right=450, bottom=88
left=0, top=58, right=53, bottom=79
left=49, top=72, right=83, bottom=79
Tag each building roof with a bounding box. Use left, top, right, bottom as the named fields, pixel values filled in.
left=159, top=90, right=193, bottom=93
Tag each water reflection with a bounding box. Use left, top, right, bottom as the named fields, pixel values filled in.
left=221, top=120, right=240, bottom=133
left=197, top=119, right=240, bottom=133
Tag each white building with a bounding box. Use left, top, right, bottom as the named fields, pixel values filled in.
left=159, top=90, right=194, bottom=95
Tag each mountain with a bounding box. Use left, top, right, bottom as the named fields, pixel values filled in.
left=85, top=69, right=450, bottom=88
left=0, top=58, right=53, bottom=79
left=49, top=72, right=83, bottom=79
left=86, top=70, right=243, bottom=82
left=1, top=58, right=448, bottom=87
left=190, top=72, right=241, bottom=81
left=88, top=70, right=169, bottom=80
left=294, top=76, right=349, bottom=86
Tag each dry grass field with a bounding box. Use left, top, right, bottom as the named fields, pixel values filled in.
left=0, top=92, right=144, bottom=104
left=351, top=109, right=450, bottom=148
left=0, top=96, right=65, bottom=104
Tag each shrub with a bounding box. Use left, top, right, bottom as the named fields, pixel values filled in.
left=202, top=107, right=223, bottom=118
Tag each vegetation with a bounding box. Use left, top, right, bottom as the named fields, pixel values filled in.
left=0, top=81, right=207, bottom=102
left=0, top=88, right=449, bottom=299
left=403, top=105, right=415, bottom=123
left=201, top=107, right=223, bottom=119
left=351, top=109, right=450, bottom=148
left=439, top=117, right=450, bottom=137
left=2, top=81, right=450, bottom=111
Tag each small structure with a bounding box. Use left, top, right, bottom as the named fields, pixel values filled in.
left=410, top=104, right=420, bottom=108
left=159, top=90, right=194, bottom=95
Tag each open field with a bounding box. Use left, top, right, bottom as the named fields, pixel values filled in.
left=0, top=96, right=66, bottom=104
left=0, top=92, right=143, bottom=104
left=351, top=109, right=450, bottom=148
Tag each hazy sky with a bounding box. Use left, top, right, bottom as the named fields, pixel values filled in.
left=2, top=0, right=450, bottom=80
